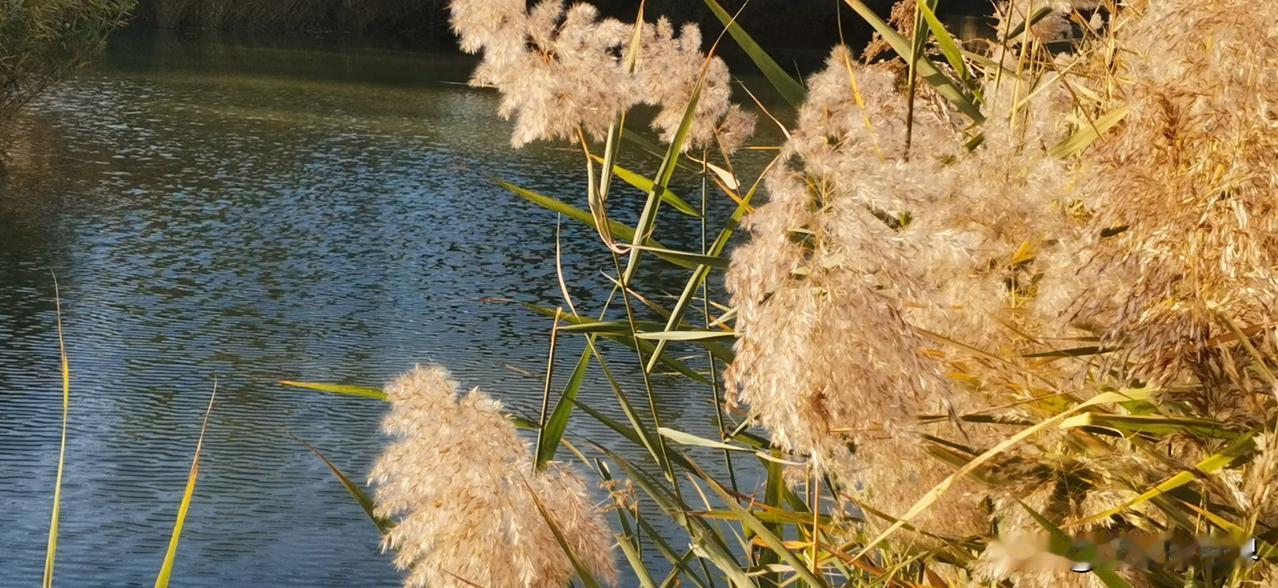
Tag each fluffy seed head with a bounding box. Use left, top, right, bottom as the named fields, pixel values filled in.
left=369, top=365, right=616, bottom=587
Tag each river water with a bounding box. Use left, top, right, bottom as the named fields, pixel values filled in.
left=0, top=33, right=744, bottom=586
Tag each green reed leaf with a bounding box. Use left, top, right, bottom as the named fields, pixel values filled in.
left=701, top=0, right=807, bottom=108
left=1070, top=430, right=1258, bottom=528
left=277, top=380, right=387, bottom=401
left=590, top=156, right=701, bottom=217
left=917, top=0, right=969, bottom=82
left=853, top=388, right=1154, bottom=559
left=535, top=345, right=593, bottom=468
left=636, top=330, right=735, bottom=342
left=497, top=180, right=701, bottom=270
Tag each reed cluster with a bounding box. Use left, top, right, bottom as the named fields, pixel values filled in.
left=350, top=0, right=1278, bottom=586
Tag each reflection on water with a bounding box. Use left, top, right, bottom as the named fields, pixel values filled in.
left=0, top=32, right=733, bottom=586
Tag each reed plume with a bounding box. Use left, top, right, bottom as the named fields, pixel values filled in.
left=726, top=1, right=1278, bottom=584
left=449, top=0, right=754, bottom=151
left=369, top=365, right=616, bottom=588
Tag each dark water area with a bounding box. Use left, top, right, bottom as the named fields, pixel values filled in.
left=0, top=32, right=752, bottom=586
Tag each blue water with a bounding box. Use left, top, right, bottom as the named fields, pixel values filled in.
left=0, top=33, right=744, bottom=586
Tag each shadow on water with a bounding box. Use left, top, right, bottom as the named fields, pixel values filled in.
left=0, top=31, right=738, bottom=586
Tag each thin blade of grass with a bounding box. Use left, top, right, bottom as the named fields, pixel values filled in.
left=1058, top=413, right=1235, bottom=439
left=585, top=1, right=648, bottom=251
left=155, top=386, right=217, bottom=588
left=497, top=180, right=701, bottom=270
left=1005, top=5, right=1054, bottom=39
left=1023, top=345, right=1109, bottom=358
left=297, top=438, right=393, bottom=535
left=643, top=156, right=772, bottom=373
left=617, top=534, right=659, bottom=588
left=636, top=516, right=714, bottom=588
left=277, top=380, right=386, bottom=401
left=603, top=449, right=754, bottom=587
left=498, top=178, right=638, bottom=242
left=628, top=245, right=728, bottom=269
left=534, top=307, right=564, bottom=471
left=698, top=471, right=830, bottom=587
left=43, top=276, right=70, bottom=588
left=524, top=304, right=722, bottom=381
left=658, top=427, right=750, bottom=452
left=621, top=129, right=703, bottom=174
left=621, top=71, right=703, bottom=284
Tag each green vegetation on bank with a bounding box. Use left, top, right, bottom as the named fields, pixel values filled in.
left=0, top=0, right=133, bottom=120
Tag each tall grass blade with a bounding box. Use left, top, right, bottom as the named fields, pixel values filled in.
left=603, top=449, right=754, bottom=587
left=644, top=162, right=769, bottom=373
left=636, top=330, right=735, bottom=342
left=43, top=276, right=70, bottom=588
left=497, top=180, right=701, bottom=270
left=636, top=517, right=713, bottom=588
left=701, top=0, right=807, bottom=108
left=523, top=304, right=723, bottom=381
left=617, top=536, right=659, bottom=588
left=627, top=246, right=728, bottom=269
left=534, top=307, right=564, bottom=471
left=1005, top=6, right=1054, bottom=40
left=155, top=386, right=218, bottom=588
left=621, top=72, right=703, bottom=284
left=658, top=427, right=749, bottom=452
left=621, top=129, right=702, bottom=174
left=585, top=1, right=647, bottom=249
left=497, top=179, right=638, bottom=241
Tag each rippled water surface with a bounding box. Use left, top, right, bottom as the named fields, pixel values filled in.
left=0, top=33, right=738, bottom=586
